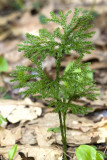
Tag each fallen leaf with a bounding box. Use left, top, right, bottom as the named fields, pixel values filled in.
left=0, top=145, right=62, bottom=160
left=0, top=12, right=21, bottom=26
left=0, top=127, right=21, bottom=146
left=0, top=98, right=42, bottom=123
left=34, top=113, right=107, bottom=145
left=34, top=126, right=55, bottom=147
left=21, top=127, right=37, bottom=145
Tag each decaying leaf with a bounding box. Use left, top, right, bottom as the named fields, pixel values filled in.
left=34, top=113, right=107, bottom=145
left=0, top=145, right=63, bottom=160
left=34, top=126, right=55, bottom=147
left=21, top=127, right=37, bottom=145
left=0, top=98, right=42, bottom=123
left=0, top=2, right=107, bottom=159
left=0, top=127, right=21, bottom=146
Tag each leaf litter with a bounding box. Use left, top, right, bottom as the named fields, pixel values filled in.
left=0, top=0, right=107, bottom=159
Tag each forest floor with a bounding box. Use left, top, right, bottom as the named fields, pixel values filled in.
left=0, top=0, right=107, bottom=159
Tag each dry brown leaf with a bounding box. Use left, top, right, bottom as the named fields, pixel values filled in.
left=40, top=1, right=54, bottom=17
left=34, top=126, right=55, bottom=147
left=0, top=98, right=42, bottom=123
left=82, top=52, right=103, bottom=62
left=8, top=58, right=32, bottom=72
left=0, top=12, right=21, bottom=26
left=0, top=145, right=63, bottom=160
left=63, top=0, right=103, bottom=4
left=56, top=129, right=99, bottom=145
left=81, top=93, right=107, bottom=107
left=0, top=32, right=11, bottom=41
left=0, top=127, right=21, bottom=146
left=0, top=40, right=32, bottom=72
left=79, top=88, right=107, bottom=110
left=97, top=124, right=107, bottom=143
left=36, top=113, right=94, bottom=132
left=95, top=70, right=107, bottom=84
left=11, top=12, right=43, bottom=36
left=21, top=127, right=37, bottom=145
left=7, top=105, right=41, bottom=123
left=55, top=2, right=107, bottom=14
left=90, top=62, right=107, bottom=69
left=34, top=113, right=107, bottom=145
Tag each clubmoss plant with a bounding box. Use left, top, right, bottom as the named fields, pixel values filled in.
left=11, top=8, right=98, bottom=160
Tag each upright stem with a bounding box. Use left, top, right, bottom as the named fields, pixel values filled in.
left=63, top=112, right=67, bottom=160
left=59, top=111, right=67, bottom=160
left=56, top=55, right=68, bottom=160
left=58, top=111, right=64, bottom=144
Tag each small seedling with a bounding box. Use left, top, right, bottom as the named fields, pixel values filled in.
left=11, top=9, right=99, bottom=160
left=0, top=57, right=9, bottom=99
left=47, top=127, right=60, bottom=133
left=0, top=57, right=8, bottom=73
left=75, top=145, right=106, bottom=160
left=0, top=115, right=7, bottom=127
left=8, top=144, right=17, bottom=160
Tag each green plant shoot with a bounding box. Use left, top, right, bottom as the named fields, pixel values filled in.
left=0, top=115, right=7, bottom=126
left=75, top=145, right=106, bottom=160
left=11, top=8, right=99, bottom=160
left=47, top=127, right=60, bottom=133
left=0, top=57, right=8, bottom=73
left=63, top=62, right=93, bottom=88
left=8, top=144, right=17, bottom=160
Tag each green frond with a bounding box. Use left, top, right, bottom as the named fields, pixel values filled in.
left=11, top=8, right=98, bottom=116
left=70, top=103, right=92, bottom=115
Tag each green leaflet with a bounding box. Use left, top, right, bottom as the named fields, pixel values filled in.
left=96, top=152, right=104, bottom=160
left=0, top=115, right=7, bottom=125
left=63, top=61, right=94, bottom=99
left=8, top=144, right=17, bottom=160
left=75, top=145, right=105, bottom=160
left=64, top=61, right=93, bottom=81
left=0, top=57, right=8, bottom=73
left=47, top=127, right=60, bottom=133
